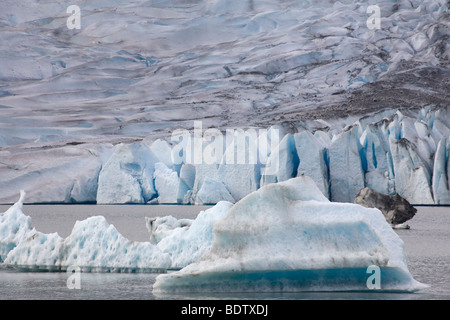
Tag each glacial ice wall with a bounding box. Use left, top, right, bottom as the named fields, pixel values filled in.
left=95, top=107, right=450, bottom=205
left=1, top=107, right=449, bottom=205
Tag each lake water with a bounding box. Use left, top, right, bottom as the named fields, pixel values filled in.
left=0, top=204, right=449, bottom=300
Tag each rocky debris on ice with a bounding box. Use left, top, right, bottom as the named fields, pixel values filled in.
left=354, top=187, right=417, bottom=227
left=153, top=176, right=425, bottom=293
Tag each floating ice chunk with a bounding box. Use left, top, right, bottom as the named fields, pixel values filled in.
left=194, top=177, right=235, bottom=205
left=0, top=191, right=36, bottom=261
left=153, top=176, right=424, bottom=293
left=154, top=162, right=180, bottom=204
left=156, top=201, right=233, bottom=269
left=96, top=142, right=158, bottom=204
left=4, top=215, right=172, bottom=272
left=432, top=137, right=450, bottom=204
left=3, top=231, right=63, bottom=271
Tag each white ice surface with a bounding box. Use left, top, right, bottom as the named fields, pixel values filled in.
left=1, top=180, right=426, bottom=294
left=2, top=192, right=172, bottom=271
left=155, top=201, right=233, bottom=268
left=154, top=176, right=425, bottom=293
left=96, top=142, right=158, bottom=204
left=153, top=162, right=180, bottom=204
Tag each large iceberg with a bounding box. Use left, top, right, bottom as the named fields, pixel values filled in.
left=154, top=176, right=425, bottom=293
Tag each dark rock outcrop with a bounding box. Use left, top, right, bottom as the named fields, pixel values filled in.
left=354, top=187, right=417, bottom=226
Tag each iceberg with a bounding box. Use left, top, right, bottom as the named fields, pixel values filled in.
left=0, top=191, right=36, bottom=261
left=153, top=201, right=233, bottom=269
left=153, top=176, right=425, bottom=293
left=2, top=197, right=172, bottom=271
left=1, top=190, right=231, bottom=271
left=4, top=214, right=172, bottom=272
left=145, top=215, right=193, bottom=245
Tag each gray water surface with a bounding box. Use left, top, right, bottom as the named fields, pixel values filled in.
left=0, top=205, right=449, bottom=300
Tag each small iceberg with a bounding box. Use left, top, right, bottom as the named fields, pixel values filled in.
left=154, top=176, right=426, bottom=293
left=0, top=190, right=231, bottom=272
left=1, top=191, right=172, bottom=272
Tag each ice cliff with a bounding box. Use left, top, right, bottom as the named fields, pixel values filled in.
left=1, top=107, right=449, bottom=205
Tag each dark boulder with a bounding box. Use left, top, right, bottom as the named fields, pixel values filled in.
left=354, top=187, right=417, bottom=226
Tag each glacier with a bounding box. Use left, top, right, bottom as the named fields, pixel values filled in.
left=1, top=107, right=450, bottom=205
left=153, top=176, right=425, bottom=293
left=0, top=0, right=449, bottom=205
